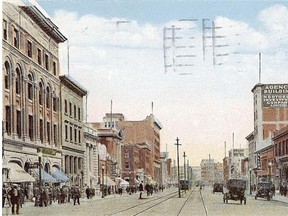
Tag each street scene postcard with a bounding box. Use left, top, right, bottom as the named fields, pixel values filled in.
left=2, top=0, right=288, bottom=215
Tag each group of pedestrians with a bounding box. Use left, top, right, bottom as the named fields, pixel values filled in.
left=2, top=184, right=22, bottom=215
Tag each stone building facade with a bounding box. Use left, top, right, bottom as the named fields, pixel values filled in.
left=83, top=125, right=99, bottom=189
left=60, top=75, right=87, bottom=187
left=2, top=1, right=66, bottom=180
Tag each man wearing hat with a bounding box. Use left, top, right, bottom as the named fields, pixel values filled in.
left=8, top=184, right=21, bottom=215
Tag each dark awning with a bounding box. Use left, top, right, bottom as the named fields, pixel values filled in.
left=51, top=167, right=70, bottom=183
left=33, top=169, right=57, bottom=183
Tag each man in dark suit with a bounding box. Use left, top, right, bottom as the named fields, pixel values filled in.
left=8, top=184, right=21, bottom=215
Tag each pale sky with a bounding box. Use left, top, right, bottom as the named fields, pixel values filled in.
left=27, top=0, right=288, bottom=166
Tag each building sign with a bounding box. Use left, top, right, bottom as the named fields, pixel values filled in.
left=262, top=84, right=288, bottom=108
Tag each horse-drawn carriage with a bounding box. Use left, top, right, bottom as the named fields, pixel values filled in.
left=223, top=179, right=246, bottom=205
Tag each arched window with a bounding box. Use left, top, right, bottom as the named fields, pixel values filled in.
left=46, top=86, right=50, bottom=109
left=4, top=61, right=10, bottom=89
left=27, top=74, right=33, bottom=100
left=39, top=82, right=43, bottom=105
left=15, top=68, right=21, bottom=95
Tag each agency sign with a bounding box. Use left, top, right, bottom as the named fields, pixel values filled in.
left=262, top=84, right=288, bottom=108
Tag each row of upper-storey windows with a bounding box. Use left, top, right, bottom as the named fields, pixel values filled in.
left=5, top=105, right=59, bottom=146
left=3, top=19, right=58, bottom=76
left=4, top=61, right=59, bottom=112
left=64, top=99, right=81, bottom=121
left=64, top=123, right=82, bottom=144
left=275, top=139, right=288, bottom=157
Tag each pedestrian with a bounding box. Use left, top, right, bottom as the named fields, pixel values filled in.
left=73, top=186, right=80, bottom=205
left=139, top=181, right=144, bottom=199
left=85, top=186, right=90, bottom=199
left=2, top=185, right=7, bottom=208
left=8, top=184, right=21, bottom=215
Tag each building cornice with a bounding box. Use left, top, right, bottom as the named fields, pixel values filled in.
left=20, top=5, right=67, bottom=43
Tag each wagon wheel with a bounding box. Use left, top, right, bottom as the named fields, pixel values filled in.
left=223, top=197, right=225, bottom=203
left=255, top=195, right=257, bottom=200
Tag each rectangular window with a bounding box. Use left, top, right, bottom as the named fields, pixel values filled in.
left=70, top=126, right=73, bottom=141
left=74, top=128, right=77, bottom=143
left=74, top=105, right=77, bottom=119
left=45, top=54, right=49, bottom=70
left=40, top=119, right=43, bottom=143
left=28, top=83, right=33, bottom=100
left=37, top=49, right=42, bottom=65
left=54, top=124, right=57, bottom=146
left=13, top=28, right=19, bottom=48
left=53, top=61, right=57, bottom=75
left=78, top=108, right=81, bottom=121
left=53, top=97, right=57, bottom=112
left=27, top=41, right=32, bottom=57
left=275, top=144, right=278, bottom=157
left=64, top=100, right=67, bottom=113
left=125, top=161, right=130, bottom=169
left=29, top=115, right=33, bottom=140
left=15, top=75, right=20, bottom=95
left=16, top=110, right=21, bottom=138
left=69, top=103, right=72, bottom=116
left=65, top=125, right=68, bottom=140
left=5, top=106, right=11, bottom=135
left=78, top=130, right=81, bottom=143
left=47, top=122, right=50, bottom=144
left=3, top=20, right=7, bottom=40
left=5, top=74, right=9, bottom=89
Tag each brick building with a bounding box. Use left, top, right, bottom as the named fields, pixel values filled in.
left=100, top=113, right=162, bottom=184
left=248, top=83, right=288, bottom=187
left=272, top=125, right=288, bottom=188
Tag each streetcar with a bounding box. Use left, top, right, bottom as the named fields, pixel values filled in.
left=179, top=179, right=191, bottom=190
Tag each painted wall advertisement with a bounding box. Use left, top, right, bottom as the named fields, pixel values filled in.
left=262, top=84, right=288, bottom=108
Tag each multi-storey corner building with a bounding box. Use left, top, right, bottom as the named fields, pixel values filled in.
left=2, top=0, right=67, bottom=181
left=60, top=75, right=87, bottom=187
left=252, top=83, right=288, bottom=151
left=248, top=83, right=288, bottom=187
left=101, top=113, right=162, bottom=184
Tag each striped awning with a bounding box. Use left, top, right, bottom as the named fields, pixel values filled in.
left=51, top=167, right=70, bottom=183
left=33, top=169, right=57, bottom=183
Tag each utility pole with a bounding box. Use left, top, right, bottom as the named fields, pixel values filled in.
left=187, top=159, right=190, bottom=190
left=175, top=137, right=181, bottom=198
left=183, top=151, right=187, bottom=194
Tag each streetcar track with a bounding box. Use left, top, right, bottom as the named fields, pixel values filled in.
left=176, top=187, right=196, bottom=216
left=107, top=191, right=179, bottom=216
left=200, top=189, right=208, bottom=216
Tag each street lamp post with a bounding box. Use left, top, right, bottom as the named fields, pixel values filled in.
left=101, top=165, right=105, bottom=198
left=249, top=168, right=252, bottom=195
left=37, top=148, right=42, bottom=207
left=129, top=171, right=132, bottom=195
left=175, top=137, right=181, bottom=198
left=183, top=151, right=187, bottom=194
left=268, top=161, right=272, bottom=184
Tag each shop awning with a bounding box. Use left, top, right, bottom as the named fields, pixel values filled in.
left=33, top=169, right=57, bottom=183
left=4, top=163, right=35, bottom=183
left=102, top=176, right=116, bottom=186
left=51, top=167, right=70, bottom=183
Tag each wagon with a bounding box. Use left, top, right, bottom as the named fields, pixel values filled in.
left=223, top=179, right=246, bottom=205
